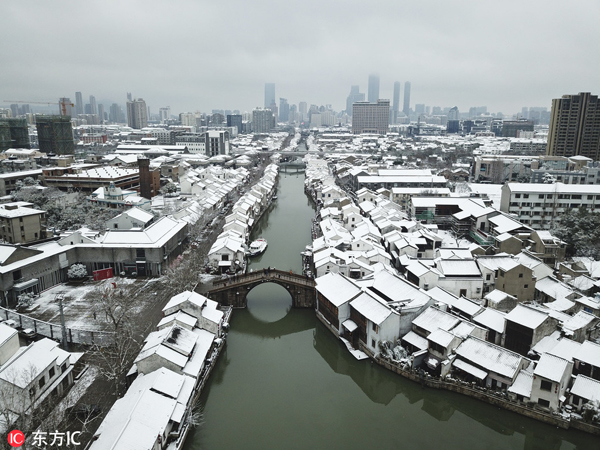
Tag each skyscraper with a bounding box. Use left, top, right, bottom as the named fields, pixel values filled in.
left=75, top=92, right=84, bottom=116
left=346, top=85, right=365, bottom=116
left=109, top=103, right=123, bottom=123
left=352, top=100, right=390, bottom=135
left=159, top=107, right=171, bottom=123
left=393, top=82, right=401, bottom=113
left=264, top=83, right=276, bottom=109
left=36, top=115, right=74, bottom=155
left=127, top=98, right=148, bottom=129
left=368, top=74, right=380, bottom=103
left=98, top=104, right=105, bottom=123
left=279, top=98, right=289, bottom=122
left=89, top=95, right=97, bottom=116
left=547, top=92, right=600, bottom=160
left=403, top=82, right=411, bottom=115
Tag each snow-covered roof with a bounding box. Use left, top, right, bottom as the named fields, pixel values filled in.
left=100, top=216, right=186, bottom=247
left=505, top=304, right=548, bottom=329
left=438, top=259, right=481, bottom=277
left=453, top=358, right=487, bottom=380
left=0, top=338, right=69, bottom=388
left=0, top=323, right=17, bottom=347
left=547, top=338, right=581, bottom=362
left=315, top=272, right=361, bottom=307
left=401, top=330, right=428, bottom=350
left=534, top=353, right=570, bottom=382
left=350, top=292, right=392, bottom=325
left=427, top=328, right=456, bottom=347
left=488, top=213, right=530, bottom=234
left=473, top=308, right=506, bottom=334
left=455, top=337, right=524, bottom=380
left=507, top=370, right=533, bottom=398
left=412, top=307, right=460, bottom=335
left=535, top=277, right=574, bottom=301
left=570, top=375, right=600, bottom=402
left=562, top=311, right=597, bottom=335
left=574, top=341, right=600, bottom=368
left=90, top=367, right=191, bottom=450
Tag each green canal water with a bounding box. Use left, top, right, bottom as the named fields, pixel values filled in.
left=184, top=169, right=597, bottom=450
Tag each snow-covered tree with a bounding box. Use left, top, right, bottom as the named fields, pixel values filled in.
left=16, top=292, right=35, bottom=311
left=67, top=263, right=88, bottom=280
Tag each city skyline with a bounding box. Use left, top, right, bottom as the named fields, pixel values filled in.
left=1, top=1, right=599, bottom=115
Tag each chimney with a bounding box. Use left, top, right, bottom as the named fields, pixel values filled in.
left=138, top=156, right=152, bottom=200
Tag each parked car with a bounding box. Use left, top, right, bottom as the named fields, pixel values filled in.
left=19, top=328, right=36, bottom=339
left=3, top=319, right=17, bottom=328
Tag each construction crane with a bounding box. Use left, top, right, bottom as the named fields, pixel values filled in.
left=3, top=99, right=75, bottom=116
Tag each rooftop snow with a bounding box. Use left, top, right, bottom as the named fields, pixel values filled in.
left=315, top=272, right=361, bottom=307
left=570, top=375, right=600, bottom=402
left=402, top=331, right=428, bottom=350
left=412, top=307, right=460, bottom=335
left=534, top=353, right=570, bottom=382
left=505, top=304, right=548, bottom=329
left=574, top=341, right=600, bottom=368
left=350, top=292, right=392, bottom=325
left=455, top=337, right=524, bottom=379
left=507, top=370, right=533, bottom=398
left=472, top=308, right=506, bottom=334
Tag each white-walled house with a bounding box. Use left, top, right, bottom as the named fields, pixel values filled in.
left=0, top=324, right=19, bottom=365
left=349, top=291, right=400, bottom=354
left=530, top=353, right=573, bottom=411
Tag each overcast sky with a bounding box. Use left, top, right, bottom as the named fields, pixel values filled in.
left=1, top=1, right=599, bottom=116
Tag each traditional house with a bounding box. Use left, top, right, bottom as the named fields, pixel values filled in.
left=503, top=304, right=560, bottom=355
left=530, top=353, right=573, bottom=411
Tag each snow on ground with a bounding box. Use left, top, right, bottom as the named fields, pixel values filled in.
left=198, top=274, right=218, bottom=284
left=436, top=229, right=472, bottom=248
left=468, top=183, right=503, bottom=209
left=26, top=278, right=152, bottom=331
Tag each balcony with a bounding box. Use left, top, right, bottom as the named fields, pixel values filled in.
left=469, top=229, right=495, bottom=246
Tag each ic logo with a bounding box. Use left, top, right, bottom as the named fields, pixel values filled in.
left=8, top=430, right=25, bottom=447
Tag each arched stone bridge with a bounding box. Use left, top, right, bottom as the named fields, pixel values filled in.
left=207, top=268, right=316, bottom=308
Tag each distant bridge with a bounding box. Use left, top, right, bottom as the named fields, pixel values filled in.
left=207, top=268, right=316, bottom=308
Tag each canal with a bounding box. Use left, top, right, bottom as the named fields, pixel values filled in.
left=184, top=162, right=597, bottom=449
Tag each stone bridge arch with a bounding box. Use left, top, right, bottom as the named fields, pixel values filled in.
left=207, top=268, right=315, bottom=309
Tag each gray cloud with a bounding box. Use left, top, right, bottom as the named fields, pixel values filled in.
left=1, top=0, right=599, bottom=115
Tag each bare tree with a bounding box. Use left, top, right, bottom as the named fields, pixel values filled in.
left=90, top=327, right=140, bottom=397
left=85, top=282, right=139, bottom=332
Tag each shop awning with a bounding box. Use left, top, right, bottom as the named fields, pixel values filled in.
left=13, top=278, right=38, bottom=290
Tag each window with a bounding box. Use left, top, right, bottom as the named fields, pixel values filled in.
left=538, top=399, right=550, bottom=408
left=459, top=289, right=467, bottom=297
left=372, top=323, right=378, bottom=333
left=49, top=367, right=55, bottom=379
left=61, top=363, right=67, bottom=373
left=39, top=377, right=46, bottom=389
left=519, top=273, right=523, bottom=278
left=371, top=339, right=376, bottom=348
left=540, top=379, right=552, bottom=391
left=524, top=284, right=528, bottom=288
left=486, top=274, right=491, bottom=281
left=515, top=194, right=521, bottom=198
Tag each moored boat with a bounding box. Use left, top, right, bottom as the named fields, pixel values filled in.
left=248, top=238, right=268, bottom=256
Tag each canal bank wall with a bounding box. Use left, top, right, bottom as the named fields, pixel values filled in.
left=357, top=343, right=600, bottom=437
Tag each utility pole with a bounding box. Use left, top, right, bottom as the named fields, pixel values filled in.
left=57, top=293, right=69, bottom=351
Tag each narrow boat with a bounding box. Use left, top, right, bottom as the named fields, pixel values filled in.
left=248, top=238, right=268, bottom=256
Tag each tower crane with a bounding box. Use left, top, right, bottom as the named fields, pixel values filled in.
left=3, top=99, right=75, bottom=116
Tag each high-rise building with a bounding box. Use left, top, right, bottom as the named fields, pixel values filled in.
left=126, top=98, right=148, bottom=129
left=89, top=95, right=97, bottom=116
left=0, top=117, right=31, bottom=151
left=127, top=92, right=132, bottom=101
left=547, top=92, right=600, bottom=160
left=252, top=108, right=275, bottom=133
left=448, top=106, right=460, bottom=121
left=279, top=98, right=289, bottom=122
left=352, top=100, right=390, bottom=135
left=298, top=102, right=307, bottom=121
left=35, top=115, right=74, bottom=155
left=403, top=82, right=411, bottom=115
left=227, top=114, right=243, bottom=134
left=415, top=104, right=426, bottom=115
left=346, top=85, right=365, bottom=116
left=502, top=120, right=534, bottom=138
left=10, top=104, right=19, bottom=118
left=0, top=118, right=31, bottom=151
left=392, top=82, right=401, bottom=113
left=98, top=104, right=105, bottom=124
left=159, top=107, right=171, bottom=123
left=75, top=92, right=84, bottom=116
left=109, top=103, right=122, bottom=123
left=264, top=83, right=276, bottom=109
left=368, top=74, right=380, bottom=103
